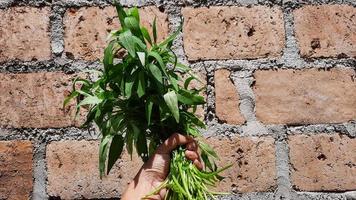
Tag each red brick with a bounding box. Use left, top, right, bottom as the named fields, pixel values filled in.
left=207, top=136, right=276, bottom=193
left=215, top=69, right=244, bottom=124
left=254, top=69, right=356, bottom=124
left=294, top=5, right=356, bottom=58
left=0, top=140, right=33, bottom=200
left=0, top=7, right=51, bottom=62
left=46, top=140, right=143, bottom=199
left=182, top=6, right=285, bottom=60
left=64, top=6, right=169, bottom=60
left=289, top=134, right=356, bottom=191
left=0, top=72, right=84, bottom=128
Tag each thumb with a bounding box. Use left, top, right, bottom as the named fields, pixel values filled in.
left=156, top=133, right=194, bottom=154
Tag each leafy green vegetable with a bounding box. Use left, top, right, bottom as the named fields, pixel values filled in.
left=107, top=134, right=124, bottom=174
left=64, top=2, right=230, bottom=199
left=152, top=17, right=157, bottom=44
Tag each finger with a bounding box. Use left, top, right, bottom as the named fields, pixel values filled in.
left=157, top=133, right=194, bottom=154
left=186, top=141, right=198, bottom=151
left=159, top=188, right=167, bottom=199
left=185, top=150, right=199, bottom=161
left=197, top=154, right=204, bottom=169
left=142, top=195, right=161, bottom=200
left=193, top=159, right=203, bottom=170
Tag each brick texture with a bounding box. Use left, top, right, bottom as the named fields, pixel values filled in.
left=0, top=72, right=83, bottom=128
left=46, top=140, right=143, bottom=199
left=64, top=6, right=169, bottom=61
left=182, top=6, right=285, bottom=60
left=207, top=136, right=276, bottom=193
left=254, top=69, right=356, bottom=124
left=289, top=134, right=356, bottom=191
left=215, top=69, right=244, bottom=124
left=0, top=140, right=33, bottom=200
left=1, top=2, right=355, bottom=199
left=0, top=7, right=51, bottom=62
left=294, top=5, right=356, bottom=58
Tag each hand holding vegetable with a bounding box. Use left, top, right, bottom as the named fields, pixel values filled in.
left=64, top=2, right=231, bottom=199
left=122, top=133, right=202, bottom=200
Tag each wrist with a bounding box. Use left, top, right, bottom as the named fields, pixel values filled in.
left=121, top=170, right=152, bottom=200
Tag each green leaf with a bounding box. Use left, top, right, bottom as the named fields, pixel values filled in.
left=119, top=31, right=136, bottom=57
left=111, top=113, right=125, bottom=132
left=163, top=91, right=179, bottom=123
left=124, top=16, right=141, bottom=36
left=168, top=48, right=178, bottom=70
left=148, top=51, right=167, bottom=77
left=177, top=89, right=205, bottom=105
left=159, top=22, right=182, bottom=47
left=114, top=1, right=127, bottom=28
left=152, top=17, right=157, bottom=44
left=130, top=123, right=142, bottom=159
left=73, top=78, right=91, bottom=90
left=141, top=27, right=152, bottom=45
left=125, top=126, right=134, bottom=158
left=148, top=64, right=163, bottom=84
left=137, top=71, right=146, bottom=97
left=199, top=141, right=218, bottom=159
left=82, top=106, right=97, bottom=127
left=183, top=112, right=205, bottom=128
left=201, top=151, right=213, bottom=171
left=169, top=73, right=179, bottom=91
left=120, top=74, right=125, bottom=92
left=130, top=35, right=147, bottom=50
left=99, top=134, right=113, bottom=178
left=103, top=41, right=115, bottom=71
left=175, top=62, right=190, bottom=73
left=184, top=76, right=195, bottom=89
left=63, top=91, right=79, bottom=108
left=186, top=124, right=200, bottom=137
left=136, top=131, right=148, bottom=161
left=94, top=106, right=102, bottom=124
left=77, top=96, right=102, bottom=107
left=124, top=76, right=135, bottom=98
left=107, top=134, right=124, bottom=175
left=145, top=98, right=153, bottom=125
left=76, top=89, right=91, bottom=97
left=127, top=7, right=140, bottom=22
left=137, top=52, right=145, bottom=66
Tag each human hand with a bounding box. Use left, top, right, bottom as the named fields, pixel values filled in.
left=121, top=133, right=203, bottom=200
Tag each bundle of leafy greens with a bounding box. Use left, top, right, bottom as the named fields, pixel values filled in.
left=64, top=3, right=230, bottom=199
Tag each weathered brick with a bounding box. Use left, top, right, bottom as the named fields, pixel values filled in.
left=289, top=134, right=356, bottom=191
left=207, top=136, right=276, bottom=193
left=64, top=6, right=169, bottom=60
left=47, top=140, right=143, bottom=199
left=0, top=7, right=51, bottom=62
left=294, top=5, right=356, bottom=58
left=0, top=140, right=33, bottom=200
left=182, top=6, right=285, bottom=60
left=215, top=69, right=244, bottom=124
left=254, top=69, right=356, bottom=124
left=0, top=72, right=83, bottom=128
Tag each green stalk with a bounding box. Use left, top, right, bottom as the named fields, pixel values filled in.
left=143, top=179, right=169, bottom=199
left=155, top=148, right=230, bottom=200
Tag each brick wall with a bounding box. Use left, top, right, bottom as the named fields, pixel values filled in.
left=0, top=0, right=355, bottom=199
